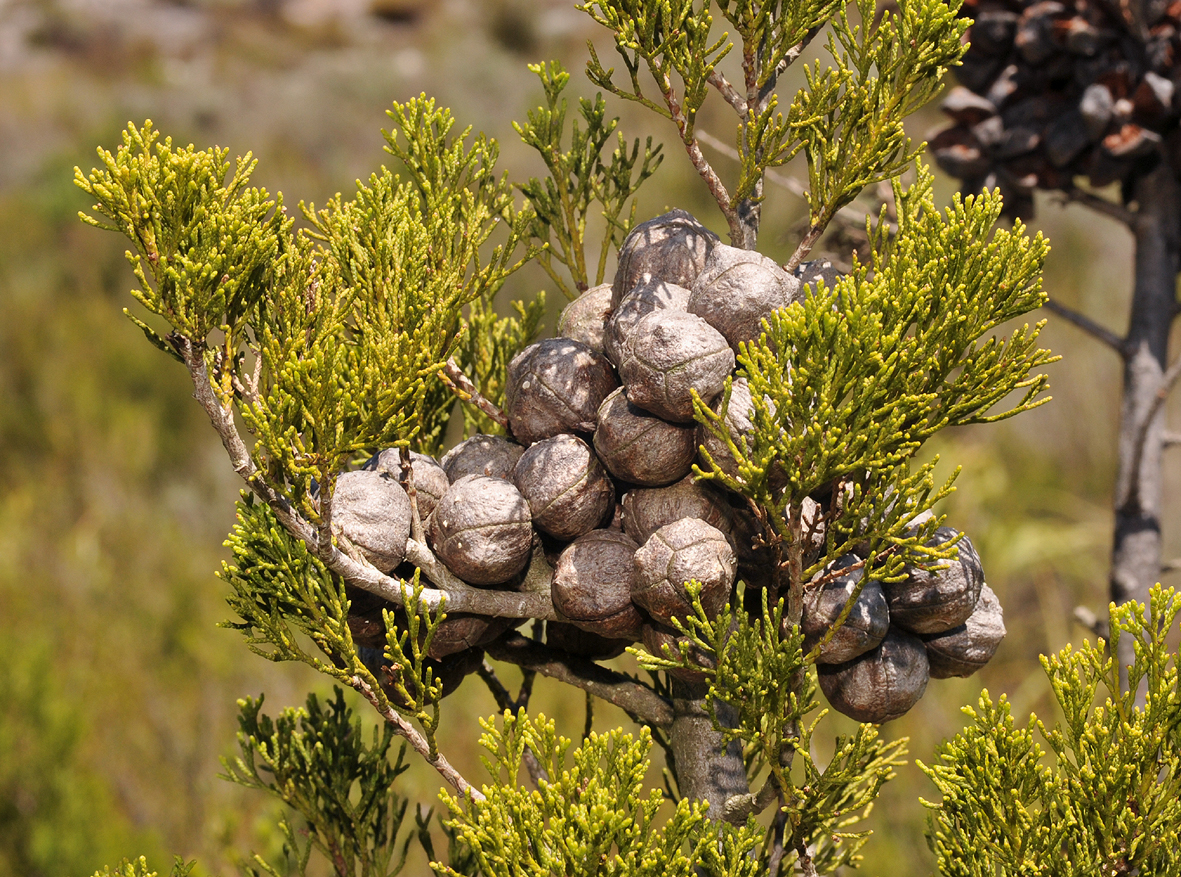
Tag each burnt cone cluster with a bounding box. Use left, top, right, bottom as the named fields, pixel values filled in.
left=330, top=209, right=1005, bottom=718
left=932, top=0, right=1181, bottom=217
left=805, top=530, right=1006, bottom=723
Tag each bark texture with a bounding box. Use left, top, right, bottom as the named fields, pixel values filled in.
left=1112, top=161, right=1181, bottom=686
left=668, top=678, right=749, bottom=820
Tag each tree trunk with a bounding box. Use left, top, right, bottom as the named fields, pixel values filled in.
left=668, top=678, right=749, bottom=821
left=1111, top=160, right=1180, bottom=687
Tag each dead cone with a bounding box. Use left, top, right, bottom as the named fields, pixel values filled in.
left=612, top=209, right=719, bottom=306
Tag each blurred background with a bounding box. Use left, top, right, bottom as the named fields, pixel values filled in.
left=0, top=0, right=1166, bottom=874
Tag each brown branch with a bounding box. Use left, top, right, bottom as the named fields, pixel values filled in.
left=351, top=674, right=484, bottom=801
left=1042, top=298, right=1129, bottom=355
left=485, top=633, right=674, bottom=728
left=178, top=335, right=558, bottom=621
left=439, top=357, right=508, bottom=430
left=653, top=69, right=742, bottom=245
left=708, top=70, right=748, bottom=115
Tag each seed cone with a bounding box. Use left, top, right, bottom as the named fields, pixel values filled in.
left=688, top=244, right=802, bottom=351
left=621, top=475, right=735, bottom=547
left=594, top=387, right=697, bottom=487
left=641, top=622, right=715, bottom=682
left=364, top=449, right=450, bottom=521
left=440, top=434, right=524, bottom=483
left=612, top=209, right=719, bottom=306
left=513, top=433, right=614, bottom=541
left=546, top=620, right=632, bottom=660
left=551, top=529, right=644, bottom=639
left=885, top=527, right=984, bottom=634
left=617, top=310, right=735, bottom=423
left=923, top=583, right=1006, bottom=678
left=428, top=475, right=533, bottom=586
left=818, top=627, right=930, bottom=723
left=796, top=554, right=890, bottom=664
left=631, top=517, right=736, bottom=625
left=331, top=470, right=412, bottom=572
left=557, top=283, right=614, bottom=355
left=604, top=277, right=691, bottom=367
left=506, top=338, right=619, bottom=445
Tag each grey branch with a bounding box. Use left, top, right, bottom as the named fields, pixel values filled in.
left=720, top=776, right=782, bottom=824
left=179, top=337, right=558, bottom=621
left=350, top=673, right=484, bottom=801
left=1042, top=298, right=1128, bottom=355
left=485, top=633, right=674, bottom=728
left=1125, top=352, right=1181, bottom=510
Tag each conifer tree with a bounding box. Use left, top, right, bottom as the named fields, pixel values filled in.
left=72, top=1, right=1100, bottom=874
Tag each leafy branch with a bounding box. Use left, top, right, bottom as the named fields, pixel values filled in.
left=631, top=583, right=907, bottom=872
left=516, top=61, right=663, bottom=300
left=223, top=689, right=416, bottom=877
left=923, top=585, right=1181, bottom=876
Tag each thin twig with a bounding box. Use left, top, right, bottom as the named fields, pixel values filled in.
left=1073, top=605, right=1110, bottom=640
left=1163, top=430, right=1181, bottom=447
left=708, top=69, right=748, bottom=114
left=485, top=633, right=674, bottom=728
left=767, top=802, right=787, bottom=877
left=653, top=69, right=741, bottom=244
left=351, top=674, right=484, bottom=801
left=797, top=847, right=820, bottom=877
left=786, top=224, right=823, bottom=273
left=697, top=129, right=808, bottom=199
left=478, top=660, right=548, bottom=786
left=1054, top=186, right=1138, bottom=227
left=399, top=446, right=427, bottom=546
left=1043, top=298, right=1129, bottom=355
left=439, top=357, right=508, bottom=430
left=758, top=24, right=826, bottom=105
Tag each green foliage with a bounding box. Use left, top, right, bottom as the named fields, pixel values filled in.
left=515, top=61, right=663, bottom=299
left=696, top=165, right=1053, bottom=589
left=223, top=689, right=415, bottom=877
left=436, top=711, right=763, bottom=877
left=90, top=858, right=194, bottom=877
left=923, top=586, right=1181, bottom=876
left=579, top=0, right=966, bottom=248
left=379, top=95, right=543, bottom=454
left=74, top=121, right=288, bottom=349
left=786, top=0, right=968, bottom=234
left=220, top=493, right=358, bottom=674
left=635, top=584, right=908, bottom=873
